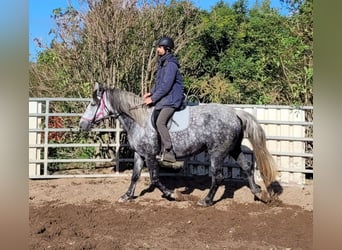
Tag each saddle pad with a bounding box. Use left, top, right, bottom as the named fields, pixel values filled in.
left=169, top=106, right=190, bottom=132
left=150, top=106, right=190, bottom=132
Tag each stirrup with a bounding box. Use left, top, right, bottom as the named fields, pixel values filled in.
left=162, top=150, right=176, bottom=163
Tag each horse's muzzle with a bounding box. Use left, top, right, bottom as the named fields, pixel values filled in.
left=79, top=120, right=92, bottom=132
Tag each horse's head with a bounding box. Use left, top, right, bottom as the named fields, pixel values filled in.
left=79, top=82, right=114, bottom=131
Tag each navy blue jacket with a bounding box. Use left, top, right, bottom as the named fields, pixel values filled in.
left=150, top=53, right=184, bottom=110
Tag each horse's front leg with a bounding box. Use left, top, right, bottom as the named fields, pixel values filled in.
left=198, top=154, right=224, bottom=207
left=118, top=152, right=144, bottom=202
left=146, top=157, right=175, bottom=200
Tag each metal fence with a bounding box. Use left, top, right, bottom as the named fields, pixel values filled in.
left=29, top=98, right=313, bottom=184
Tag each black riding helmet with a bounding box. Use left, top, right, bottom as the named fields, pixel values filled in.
left=157, top=36, right=174, bottom=50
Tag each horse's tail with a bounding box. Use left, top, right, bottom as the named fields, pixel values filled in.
left=236, top=109, right=279, bottom=196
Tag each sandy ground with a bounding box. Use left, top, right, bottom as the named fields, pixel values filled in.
left=29, top=173, right=313, bottom=249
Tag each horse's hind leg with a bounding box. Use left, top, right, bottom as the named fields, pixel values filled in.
left=118, top=152, right=144, bottom=202
left=231, top=149, right=261, bottom=195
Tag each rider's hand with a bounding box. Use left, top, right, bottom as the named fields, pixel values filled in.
left=144, top=97, right=153, bottom=105
left=143, top=92, right=151, bottom=99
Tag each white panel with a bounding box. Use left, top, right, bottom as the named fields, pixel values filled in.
left=233, top=107, right=306, bottom=184
left=29, top=102, right=42, bottom=177
left=257, top=108, right=305, bottom=184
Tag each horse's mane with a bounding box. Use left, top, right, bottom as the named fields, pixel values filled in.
left=107, top=88, right=150, bottom=126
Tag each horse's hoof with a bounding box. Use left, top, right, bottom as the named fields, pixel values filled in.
left=254, top=191, right=270, bottom=203
left=172, top=189, right=184, bottom=201
left=197, top=199, right=213, bottom=207
left=251, top=186, right=262, bottom=195
left=170, top=192, right=177, bottom=200
left=118, top=194, right=131, bottom=203
left=162, top=192, right=176, bottom=201
left=118, top=197, right=126, bottom=203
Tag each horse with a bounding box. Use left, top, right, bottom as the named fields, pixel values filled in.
left=79, top=82, right=281, bottom=206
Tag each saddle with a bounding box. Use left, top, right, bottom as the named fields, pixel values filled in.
left=151, top=95, right=199, bottom=132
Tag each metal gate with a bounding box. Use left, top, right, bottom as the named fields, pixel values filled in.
left=29, top=98, right=313, bottom=184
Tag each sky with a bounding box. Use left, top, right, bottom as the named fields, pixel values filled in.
left=29, top=0, right=288, bottom=62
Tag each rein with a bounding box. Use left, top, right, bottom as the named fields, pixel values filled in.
left=129, top=103, right=146, bottom=111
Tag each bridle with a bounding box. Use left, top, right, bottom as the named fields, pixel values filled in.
left=82, top=90, right=121, bottom=126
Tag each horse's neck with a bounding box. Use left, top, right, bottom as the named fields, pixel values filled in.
left=108, top=88, right=150, bottom=131
left=117, top=113, right=142, bottom=133
left=117, top=114, right=132, bottom=131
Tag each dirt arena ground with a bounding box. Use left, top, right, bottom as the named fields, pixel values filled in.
left=29, top=173, right=313, bottom=249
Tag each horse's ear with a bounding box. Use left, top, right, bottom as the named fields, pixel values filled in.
left=94, top=82, right=104, bottom=91
left=94, top=82, right=99, bottom=91
left=94, top=82, right=104, bottom=98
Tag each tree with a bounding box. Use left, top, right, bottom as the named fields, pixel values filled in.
left=279, top=0, right=313, bottom=106
left=30, top=0, right=200, bottom=97
left=30, top=0, right=312, bottom=107
left=183, top=0, right=312, bottom=106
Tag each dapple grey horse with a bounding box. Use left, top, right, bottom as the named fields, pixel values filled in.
left=80, top=82, right=281, bottom=206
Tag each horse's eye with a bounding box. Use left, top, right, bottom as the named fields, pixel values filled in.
left=90, top=100, right=97, bottom=106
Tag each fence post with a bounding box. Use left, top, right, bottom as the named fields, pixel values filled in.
left=43, top=100, right=50, bottom=176
left=115, top=119, right=121, bottom=174
left=29, top=101, right=42, bottom=177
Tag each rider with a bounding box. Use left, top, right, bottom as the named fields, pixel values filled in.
left=143, top=36, right=184, bottom=163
